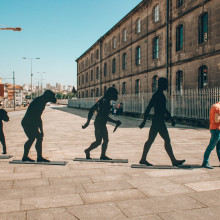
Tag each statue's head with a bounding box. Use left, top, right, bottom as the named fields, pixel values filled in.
left=158, top=77, right=168, bottom=91
left=0, top=109, right=9, bottom=122
left=105, top=87, right=118, bottom=101
left=43, top=90, right=57, bottom=103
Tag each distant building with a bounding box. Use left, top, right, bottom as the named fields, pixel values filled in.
left=76, top=0, right=220, bottom=98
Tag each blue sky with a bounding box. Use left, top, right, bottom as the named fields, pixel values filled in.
left=0, top=0, right=142, bottom=88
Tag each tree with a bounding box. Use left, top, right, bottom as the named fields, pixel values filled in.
left=55, top=92, right=62, bottom=99
left=72, top=86, right=77, bottom=94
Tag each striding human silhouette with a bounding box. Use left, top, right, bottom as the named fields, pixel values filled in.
left=82, top=87, right=121, bottom=160
left=139, top=77, right=185, bottom=166
left=21, top=90, right=56, bottom=162
left=0, top=109, right=9, bottom=154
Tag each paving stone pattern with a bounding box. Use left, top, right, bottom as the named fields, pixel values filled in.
left=0, top=105, right=219, bottom=219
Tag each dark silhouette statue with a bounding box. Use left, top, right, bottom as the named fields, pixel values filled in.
left=82, top=87, right=121, bottom=160
left=21, top=90, right=56, bottom=162
left=139, top=77, right=185, bottom=166
left=0, top=109, right=9, bottom=154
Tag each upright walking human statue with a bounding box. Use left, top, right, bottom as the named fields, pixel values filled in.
left=139, top=77, right=185, bottom=166
left=21, top=90, right=56, bottom=162
left=0, top=109, right=9, bottom=154
left=202, top=101, right=220, bottom=169
left=82, top=87, right=121, bottom=160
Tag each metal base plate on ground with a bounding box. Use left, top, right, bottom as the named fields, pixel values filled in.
left=0, top=155, right=13, bottom=159
left=9, top=160, right=67, bottom=166
left=74, top=158, right=128, bottom=163
left=131, top=164, right=192, bottom=169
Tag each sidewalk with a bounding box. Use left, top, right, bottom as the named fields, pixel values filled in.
left=0, top=105, right=220, bottom=219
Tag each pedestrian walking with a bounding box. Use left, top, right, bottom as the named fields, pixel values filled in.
left=202, top=101, right=220, bottom=169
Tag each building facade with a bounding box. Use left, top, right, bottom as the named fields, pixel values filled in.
left=76, top=0, right=220, bottom=98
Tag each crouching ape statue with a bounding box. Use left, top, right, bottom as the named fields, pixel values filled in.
left=82, top=87, right=121, bottom=160
left=0, top=109, right=9, bottom=154
left=21, top=90, right=56, bottom=162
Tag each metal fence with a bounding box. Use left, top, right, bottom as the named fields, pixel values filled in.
left=68, top=87, right=220, bottom=120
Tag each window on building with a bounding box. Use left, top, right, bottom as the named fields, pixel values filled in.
left=153, top=4, right=159, bottom=23
left=123, top=29, right=127, bottom=42
left=152, top=75, right=158, bottom=92
left=85, top=72, right=88, bottom=83
left=176, top=71, right=183, bottom=93
left=135, top=79, right=140, bottom=94
left=122, top=82, right=126, bottom=95
left=86, top=90, right=88, bottom=98
left=96, top=88, right=99, bottom=97
left=104, top=63, right=107, bottom=77
left=122, top=53, right=127, bottom=70
left=136, top=46, right=141, bottom=65
left=153, top=37, right=159, bottom=59
left=177, top=0, right=184, bottom=8
left=78, top=92, right=80, bottom=98
left=96, top=67, right=99, bottom=80
left=112, top=84, right=115, bottom=88
left=91, top=53, right=93, bottom=63
left=104, top=86, right=107, bottom=95
left=86, top=58, right=88, bottom=67
left=78, top=76, right=80, bottom=86
left=198, top=66, right=208, bottom=89
left=199, top=13, right=208, bottom=43
left=104, top=43, right=107, bottom=55
left=82, top=91, right=84, bottom=98
left=112, top=58, right=116, bottom=74
left=112, top=37, right=116, bottom=49
left=136, top=18, right=141, bottom=33
left=81, top=61, right=84, bottom=70
left=91, top=70, right=93, bottom=81
left=96, top=49, right=99, bottom=59
left=91, top=89, right=94, bottom=97
left=176, top=25, right=183, bottom=51
left=82, top=75, right=84, bottom=84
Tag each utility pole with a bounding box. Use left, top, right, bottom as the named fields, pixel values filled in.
left=13, top=71, right=15, bottom=110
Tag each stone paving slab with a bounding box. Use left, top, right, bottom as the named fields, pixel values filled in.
left=1, top=106, right=220, bottom=219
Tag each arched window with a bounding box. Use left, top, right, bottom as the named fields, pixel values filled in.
left=122, top=53, right=127, bottom=70
left=112, top=58, right=116, bottom=74
left=122, top=82, right=126, bottom=95
left=152, top=75, right=158, bottom=92
left=135, top=79, right=140, bottom=94
left=85, top=58, right=88, bottom=67
left=136, top=46, right=141, bottom=65
left=176, top=71, right=183, bottom=93
left=104, top=86, right=107, bottom=95
left=96, top=67, right=99, bottom=80
left=176, top=25, right=183, bottom=51
left=78, top=76, right=80, bottom=86
left=86, top=72, right=88, bottom=83
left=91, top=53, right=93, bottom=63
left=112, top=37, right=116, bottom=49
left=91, top=70, right=93, bottom=81
left=123, top=29, right=127, bottom=42
left=82, top=75, right=84, bottom=84
left=91, top=89, right=94, bottom=97
left=104, top=63, right=107, bottom=77
left=153, top=37, right=159, bottom=59
left=96, top=49, right=99, bottom=59
left=198, top=66, right=208, bottom=89
left=177, top=0, right=184, bottom=8
left=153, top=4, right=159, bottom=23
left=199, top=13, right=208, bottom=43
left=96, top=88, right=99, bottom=97
left=136, top=18, right=141, bottom=33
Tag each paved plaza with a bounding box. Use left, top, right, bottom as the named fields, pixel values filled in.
left=0, top=105, right=220, bottom=220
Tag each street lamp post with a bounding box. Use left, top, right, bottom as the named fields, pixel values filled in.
left=22, top=57, right=40, bottom=101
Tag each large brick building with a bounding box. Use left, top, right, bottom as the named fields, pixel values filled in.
left=76, top=0, right=220, bottom=98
